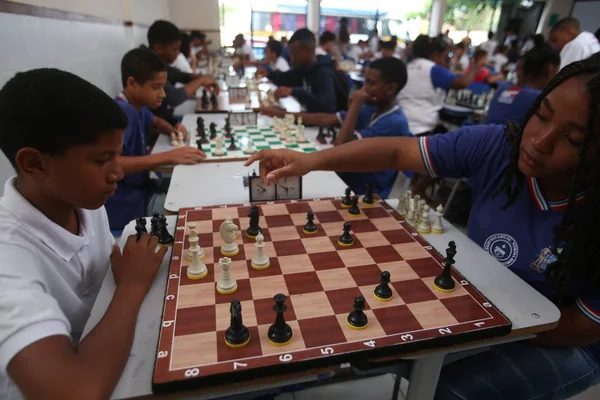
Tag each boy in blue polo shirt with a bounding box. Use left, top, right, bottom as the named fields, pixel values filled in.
left=258, top=57, right=410, bottom=198
left=105, top=48, right=205, bottom=230
left=247, top=55, right=600, bottom=399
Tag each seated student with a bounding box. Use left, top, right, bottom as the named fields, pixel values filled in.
left=267, top=28, right=337, bottom=113
left=487, top=45, right=509, bottom=73
left=170, top=32, right=194, bottom=73
left=316, top=31, right=340, bottom=65
left=462, top=49, right=504, bottom=84
left=246, top=54, right=600, bottom=400
left=190, top=30, right=210, bottom=62
left=146, top=20, right=219, bottom=126
left=375, top=40, right=397, bottom=59
left=486, top=38, right=560, bottom=125
left=398, top=35, right=480, bottom=135
left=233, top=33, right=255, bottom=61
left=258, top=57, right=410, bottom=198
left=105, top=48, right=205, bottom=230
left=348, top=40, right=373, bottom=62
left=0, top=68, right=168, bottom=400
left=242, top=40, right=290, bottom=76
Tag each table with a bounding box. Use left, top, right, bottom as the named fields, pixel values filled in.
left=83, top=196, right=560, bottom=400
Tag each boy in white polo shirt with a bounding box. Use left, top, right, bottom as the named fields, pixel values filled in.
left=0, top=69, right=168, bottom=399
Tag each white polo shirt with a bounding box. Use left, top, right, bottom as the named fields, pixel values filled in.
left=0, top=177, right=114, bottom=400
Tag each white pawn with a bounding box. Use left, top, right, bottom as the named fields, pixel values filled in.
left=251, top=232, right=270, bottom=270
left=216, top=257, right=237, bottom=295
left=177, top=131, right=184, bottom=147
left=296, top=125, right=308, bottom=143
left=407, top=198, right=417, bottom=227
left=244, top=138, right=256, bottom=154
left=432, top=204, right=445, bottom=234
left=170, top=132, right=178, bottom=147
left=396, top=194, right=407, bottom=216
left=213, top=134, right=225, bottom=156
left=416, top=199, right=426, bottom=223
left=417, top=205, right=431, bottom=234
left=186, top=235, right=208, bottom=280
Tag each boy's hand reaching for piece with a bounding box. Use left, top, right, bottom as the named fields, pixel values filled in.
left=166, top=146, right=206, bottom=165
left=199, top=76, right=221, bottom=94
left=175, top=123, right=188, bottom=140
left=244, top=149, right=315, bottom=184
left=274, top=87, right=293, bottom=99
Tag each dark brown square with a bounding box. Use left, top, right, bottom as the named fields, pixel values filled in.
left=298, top=316, right=347, bottom=347
left=326, top=287, right=370, bottom=314
left=197, top=233, right=214, bottom=249
left=349, top=219, right=378, bottom=233
left=265, top=215, right=294, bottom=227
left=348, top=265, right=384, bottom=286
left=309, top=251, right=346, bottom=270
left=247, top=258, right=283, bottom=278
left=382, top=229, right=414, bottom=245
left=329, top=236, right=364, bottom=251
left=284, top=271, right=324, bottom=295
left=213, top=218, right=241, bottom=232
left=238, top=206, right=253, bottom=219
left=186, top=209, right=212, bottom=221
left=331, top=199, right=347, bottom=210
left=215, top=279, right=254, bottom=304
left=391, top=279, right=437, bottom=303
left=254, top=297, right=297, bottom=325
left=407, top=258, right=442, bottom=278
left=372, top=305, right=423, bottom=335
left=241, top=228, right=272, bottom=244
left=286, top=202, right=312, bottom=214
left=295, top=225, right=327, bottom=238
left=315, top=211, right=345, bottom=223
left=367, top=246, right=404, bottom=264
left=273, top=239, right=306, bottom=257
left=180, top=264, right=216, bottom=285
left=216, top=326, right=262, bottom=362
left=441, top=296, right=492, bottom=323
left=175, top=305, right=216, bottom=336
left=212, top=245, right=246, bottom=262
left=362, top=207, right=390, bottom=219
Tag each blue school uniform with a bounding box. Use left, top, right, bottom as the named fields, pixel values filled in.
left=336, top=104, right=412, bottom=198
left=105, top=93, right=155, bottom=230
left=485, top=81, right=541, bottom=125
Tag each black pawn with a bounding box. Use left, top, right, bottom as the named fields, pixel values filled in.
left=136, top=217, right=148, bottom=233
left=196, top=116, right=204, bottom=128
left=225, top=299, right=250, bottom=347
left=341, top=187, right=352, bottom=208
left=268, top=294, right=293, bottom=345
left=158, top=215, right=174, bottom=245
left=303, top=212, right=318, bottom=234
left=199, top=126, right=209, bottom=144
left=348, top=196, right=361, bottom=216
left=228, top=135, right=238, bottom=151
left=347, top=296, right=368, bottom=329
left=374, top=271, right=393, bottom=300
left=362, top=183, right=375, bottom=205
left=201, top=89, right=209, bottom=110
left=196, top=138, right=203, bottom=151
left=224, top=116, right=232, bottom=137
left=211, top=92, right=219, bottom=110
left=246, top=206, right=261, bottom=238
left=150, top=213, right=160, bottom=236
left=209, top=122, right=217, bottom=140
left=338, top=222, right=354, bottom=246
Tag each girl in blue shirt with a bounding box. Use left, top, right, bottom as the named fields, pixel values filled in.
left=246, top=54, right=600, bottom=399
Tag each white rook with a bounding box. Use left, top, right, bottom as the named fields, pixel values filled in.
left=216, top=257, right=237, bottom=295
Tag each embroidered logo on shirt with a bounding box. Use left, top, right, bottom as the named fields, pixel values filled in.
left=531, top=246, right=562, bottom=273
left=483, top=233, right=519, bottom=266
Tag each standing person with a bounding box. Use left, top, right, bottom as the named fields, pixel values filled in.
left=233, top=33, right=255, bottom=62
left=550, top=17, right=600, bottom=70
left=338, top=17, right=351, bottom=57
left=369, top=28, right=379, bottom=54
left=480, top=31, right=498, bottom=56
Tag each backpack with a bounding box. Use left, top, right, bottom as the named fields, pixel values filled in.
left=332, top=69, right=350, bottom=111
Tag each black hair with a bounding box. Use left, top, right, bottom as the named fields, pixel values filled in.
left=473, top=49, right=488, bottom=61
left=551, top=17, right=581, bottom=32
left=520, top=39, right=560, bottom=79
left=147, top=20, right=182, bottom=48
left=121, top=48, right=167, bottom=88
left=380, top=41, right=396, bottom=51
left=368, top=57, right=407, bottom=94
left=455, top=42, right=465, bottom=50
left=266, top=40, right=283, bottom=58
left=180, top=33, right=191, bottom=58
left=289, top=28, right=316, bottom=49
left=488, top=31, right=494, bottom=40
left=493, top=54, right=600, bottom=303
left=340, top=17, right=348, bottom=25
left=319, top=31, right=336, bottom=45
left=190, top=30, right=206, bottom=42
left=430, top=37, right=449, bottom=55
left=412, top=34, right=431, bottom=59
left=0, top=69, right=127, bottom=170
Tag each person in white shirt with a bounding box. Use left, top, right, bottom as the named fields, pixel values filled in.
left=233, top=33, right=255, bottom=62
left=488, top=45, right=510, bottom=73
left=349, top=40, right=372, bottom=61
left=190, top=30, right=210, bottom=62
left=451, top=42, right=470, bottom=72
left=316, top=31, right=340, bottom=66
left=255, top=40, right=291, bottom=78
left=479, top=31, right=498, bottom=57
left=0, top=69, right=167, bottom=400
left=170, top=33, right=193, bottom=73
left=550, top=17, right=600, bottom=70
left=369, top=28, right=380, bottom=53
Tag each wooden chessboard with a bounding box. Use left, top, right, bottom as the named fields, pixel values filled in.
left=153, top=196, right=512, bottom=393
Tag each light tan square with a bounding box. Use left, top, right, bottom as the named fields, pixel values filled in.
left=238, top=217, right=250, bottom=230
left=355, top=231, right=389, bottom=248
left=358, top=284, right=405, bottom=309
left=338, top=248, right=375, bottom=267
left=407, top=300, right=458, bottom=329
left=336, top=310, right=386, bottom=342
left=212, top=207, right=239, bottom=220
left=421, top=276, right=469, bottom=299
left=301, top=237, right=336, bottom=253
left=172, top=332, right=217, bottom=369
left=177, top=282, right=216, bottom=309
left=215, top=300, right=257, bottom=331
left=393, top=242, right=431, bottom=260
left=290, top=292, right=334, bottom=319
left=320, top=221, right=343, bottom=237
left=250, top=275, right=289, bottom=299
left=378, top=261, right=420, bottom=282
left=228, top=259, right=250, bottom=280
left=257, top=321, right=306, bottom=354
left=291, top=213, right=320, bottom=226
left=261, top=204, right=289, bottom=216
left=278, top=254, right=314, bottom=274
left=317, top=269, right=357, bottom=291
left=338, top=210, right=369, bottom=221
left=370, top=217, right=402, bottom=232
left=308, top=200, right=336, bottom=212
left=187, top=220, right=213, bottom=234
left=268, top=226, right=301, bottom=241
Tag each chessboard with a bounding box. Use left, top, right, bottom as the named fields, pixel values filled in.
left=152, top=195, right=512, bottom=393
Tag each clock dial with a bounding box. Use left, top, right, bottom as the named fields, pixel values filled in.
left=249, top=177, right=277, bottom=202
left=275, top=176, right=302, bottom=200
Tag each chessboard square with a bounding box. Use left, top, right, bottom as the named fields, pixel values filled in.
left=253, top=297, right=297, bottom=325
left=241, top=228, right=272, bottom=244
left=256, top=145, right=270, bottom=150
left=175, top=305, right=216, bottom=336
left=391, top=279, right=438, bottom=303
left=441, top=296, right=492, bottom=323
left=290, top=212, right=320, bottom=226
left=338, top=248, right=375, bottom=268
left=216, top=326, right=262, bottom=362
left=177, top=282, right=216, bottom=308
left=257, top=320, right=306, bottom=355
left=250, top=275, right=289, bottom=299
left=382, top=229, right=415, bottom=245
left=190, top=220, right=214, bottom=234
left=394, top=242, right=431, bottom=260
left=338, top=210, right=369, bottom=221
left=377, top=261, right=420, bottom=282
left=215, top=300, right=257, bottom=331
left=309, top=251, right=345, bottom=270
left=298, top=315, right=346, bottom=347
left=229, top=259, right=250, bottom=280
left=367, top=246, right=404, bottom=264
left=308, top=200, right=336, bottom=212
left=337, top=310, right=386, bottom=342
left=181, top=264, right=216, bottom=284
left=212, top=207, right=239, bottom=220
left=264, top=215, right=294, bottom=228
left=317, top=269, right=356, bottom=291
left=325, top=287, right=367, bottom=314
left=370, top=217, right=402, bottom=232
left=247, top=258, right=283, bottom=278
left=243, top=241, right=276, bottom=260
left=271, top=144, right=286, bottom=149
left=295, top=225, right=327, bottom=238
left=407, top=300, right=458, bottom=329
left=172, top=332, right=217, bottom=369
left=211, top=243, right=246, bottom=262
left=359, top=284, right=405, bottom=309
left=349, top=220, right=379, bottom=233
left=268, top=225, right=301, bottom=241
left=421, top=276, right=468, bottom=299
left=301, top=236, right=336, bottom=254
left=198, top=233, right=215, bottom=250
left=315, top=211, right=344, bottom=223
left=278, top=254, right=315, bottom=274
left=290, top=292, right=334, bottom=320
left=372, top=305, right=423, bottom=335
left=286, top=202, right=312, bottom=214
left=320, top=221, right=343, bottom=237
left=348, top=265, right=385, bottom=286
left=260, top=204, right=289, bottom=216
left=272, top=239, right=306, bottom=256
left=284, top=271, right=324, bottom=295
left=362, top=207, right=391, bottom=219
left=303, top=147, right=318, bottom=153
left=330, top=236, right=365, bottom=251
left=354, top=231, right=389, bottom=248
left=285, top=144, right=300, bottom=149
left=215, top=278, right=254, bottom=304
left=187, top=209, right=212, bottom=221
left=407, top=258, right=443, bottom=278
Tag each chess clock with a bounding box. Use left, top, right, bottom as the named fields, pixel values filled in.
left=248, top=173, right=303, bottom=202
left=229, top=86, right=249, bottom=99
left=229, top=111, right=258, bottom=126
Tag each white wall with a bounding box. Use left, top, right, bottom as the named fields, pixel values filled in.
left=572, top=1, right=600, bottom=33
left=168, top=0, right=221, bottom=47
left=537, top=0, right=575, bottom=35
left=10, top=0, right=124, bottom=20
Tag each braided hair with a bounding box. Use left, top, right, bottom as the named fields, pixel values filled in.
left=493, top=54, right=600, bottom=304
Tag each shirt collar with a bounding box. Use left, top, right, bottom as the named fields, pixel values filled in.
left=1, top=177, right=95, bottom=261
left=368, top=104, right=401, bottom=128
left=527, top=176, right=585, bottom=211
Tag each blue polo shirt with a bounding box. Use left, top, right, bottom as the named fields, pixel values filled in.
left=419, top=125, right=600, bottom=354
left=105, top=94, right=155, bottom=230
left=336, top=105, right=412, bottom=198
left=431, top=65, right=458, bottom=90
left=485, top=81, right=541, bottom=125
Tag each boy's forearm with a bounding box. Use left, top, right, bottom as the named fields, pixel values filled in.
left=118, top=153, right=169, bottom=174
left=154, top=117, right=175, bottom=135
left=334, top=102, right=361, bottom=146
left=183, top=78, right=207, bottom=97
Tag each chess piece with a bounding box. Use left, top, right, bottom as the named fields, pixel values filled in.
left=199, top=126, right=209, bottom=145
left=186, top=235, right=208, bottom=280
left=211, top=91, right=219, bottom=110
left=296, top=124, right=308, bottom=143
left=246, top=206, right=261, bottom=238
left=374, top=271, right=393, bottom=301
left=431, top=204, right=445, bottom=234
left=341, top=188, right=353, bottom=208
left=196, top=138, right=203, bottom=151
left=347, top=296, right=368, bottom=329
left=225, top=299, right=250, bottom=347
left=251, top=232, right=270, bottom=270
left=268, top=294, right=293, bottom=345
left=316, top=126, right=327, bottom=145
left=220, top=217, right=239, bottom=256
left=433, top=242, right=457, bottom=292
left=186, top=222, right=204, bottom=260
left=201, top=88, right=209, bottom=109
left=150, top=213, right=160, bottom=236
left=348, top=196, right=361, bottom=216
left=216, top=257, right=238, bottom=294
left=338, top=222, right=354, bottom=246
left=213, top=134, right=226, bottom=156
left=303, top=211, right=318, bottom=234
left=228, top=135, right=238, bottom=151
left=245, top=94, right=252, bottom=109
left=362, top=183, right=375, bottom=205
left=224, top=116, right=232, bottom=136
left=209, top=122, right=217, bottom=140
left=170, top=132, right=178, bottom=147
left=407, top=198, right=417, bottom=228
left=158, top=215, right=174, bottom=245
left=177, top=132, right=184, bottom=147
left=135, top=217, right=147, bottom=240
left=417, top=205, right=431, bottom=234
left=135, top=223, right=145, bottom=240
left=244, top=138, right=255, bottom=154
left=396, top=194, right=407, bottom=216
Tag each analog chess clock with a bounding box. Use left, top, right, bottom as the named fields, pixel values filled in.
left=248, top=173, right=302, bottom=202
